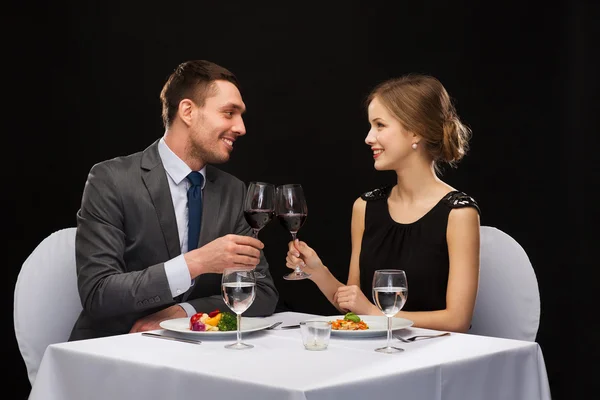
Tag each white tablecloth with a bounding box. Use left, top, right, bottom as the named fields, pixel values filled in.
left=30, top=312, right=551, bottom=400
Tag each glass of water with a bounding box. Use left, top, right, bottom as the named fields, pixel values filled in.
left=222, top=268, right=257, bottom=350
left=372, top=269, right=408, bottom=353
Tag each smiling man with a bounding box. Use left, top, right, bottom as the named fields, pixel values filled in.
left=69, top=60, right=278, bottom=341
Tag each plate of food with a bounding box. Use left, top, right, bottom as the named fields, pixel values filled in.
left=307, top=312, right=413, bottom=338
left=159, top=309, right=272, bottom=336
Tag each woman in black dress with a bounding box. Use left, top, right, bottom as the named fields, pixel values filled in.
left=286, top=74, right=481, bottom=333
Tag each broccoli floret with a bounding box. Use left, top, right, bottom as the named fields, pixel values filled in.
left=217, top=312, right=237, bottom=331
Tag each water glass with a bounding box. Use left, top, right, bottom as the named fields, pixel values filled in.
left=372, top=269, right=408, bottom=353
left=222, top=268, right=256, bottom=350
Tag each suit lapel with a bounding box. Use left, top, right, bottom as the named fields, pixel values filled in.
left=141, top=140, right=181, bottom=259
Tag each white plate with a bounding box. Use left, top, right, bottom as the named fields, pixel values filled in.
left=308, top=315, right=413, bottom=337
left=159, top=317, right=272, bottom=336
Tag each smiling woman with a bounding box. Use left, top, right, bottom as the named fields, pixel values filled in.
left=285, top=74, right=480, bottom=335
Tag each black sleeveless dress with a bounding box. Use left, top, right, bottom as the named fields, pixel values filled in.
left=358, top=186, right=480, bottom=312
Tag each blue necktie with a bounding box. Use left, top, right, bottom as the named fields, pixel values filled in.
left=186, top=171, right=204, bottom=251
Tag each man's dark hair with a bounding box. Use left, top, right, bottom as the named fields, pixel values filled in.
left=160, top=60, right=239, bottom=128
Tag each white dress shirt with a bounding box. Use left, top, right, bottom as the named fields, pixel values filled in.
left=158, top=137, right=206, bottom=317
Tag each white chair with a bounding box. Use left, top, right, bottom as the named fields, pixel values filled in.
left=14, top=227, right=82, bottom=386
left=470, top=226, right=541, bottom=341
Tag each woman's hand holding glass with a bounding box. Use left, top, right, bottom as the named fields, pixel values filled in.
left=285, top=240, right=325, bottom=277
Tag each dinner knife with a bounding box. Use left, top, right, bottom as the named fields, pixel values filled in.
left=280, top=324, right=301, bottom=329
left=142, top=332, right=202, bottom=344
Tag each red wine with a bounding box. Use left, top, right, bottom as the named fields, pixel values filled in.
left=278, top=213, right=307, bottom=233
left=244, top=210, right=274, bottom=230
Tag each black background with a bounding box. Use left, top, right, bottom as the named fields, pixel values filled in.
left=5, top=1, right=597, bottom=398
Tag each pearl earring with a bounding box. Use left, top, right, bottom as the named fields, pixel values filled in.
left=411, top=143, right=418, bottom=150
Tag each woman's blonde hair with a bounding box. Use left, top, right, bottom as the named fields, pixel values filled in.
left=367, top=74, right=472, bottom=174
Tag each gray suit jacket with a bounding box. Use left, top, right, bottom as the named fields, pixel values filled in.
left=69, top=139, right=278, bottom=341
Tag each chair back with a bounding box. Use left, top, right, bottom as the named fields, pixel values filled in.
left=470, top=226, right=540, bottom=341
left=14, top=227, right=82, bottom=385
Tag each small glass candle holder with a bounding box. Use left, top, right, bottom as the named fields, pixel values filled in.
left=300, top=321, right=331, bottom=351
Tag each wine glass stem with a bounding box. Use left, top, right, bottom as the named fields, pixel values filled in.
left=290, top=232, right=302, bottom=273
left=250, top=230, right=260, bottom=275
left=386, top=316, right=392, bottom=348
left=236, top=313, right=242, bottom=345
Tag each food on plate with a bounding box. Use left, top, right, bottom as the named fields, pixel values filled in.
left=205, top=312, right=222, bottom=327
left=189, top=312, right=208, bottom=331
left=189, top=309, right=237, bottom=332
left=216, top=312, right=237, bottom=331
left=190, top=312, right=206, bottom=331
left=343, top=312, right=361, bottom=323
left=330, top=312, right=369, bottom=330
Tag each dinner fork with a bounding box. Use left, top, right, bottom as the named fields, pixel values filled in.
left=395, top=332, right=450, bottom=343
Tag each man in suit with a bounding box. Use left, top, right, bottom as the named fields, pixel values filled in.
left=69, top=60, right=278, bottom=341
